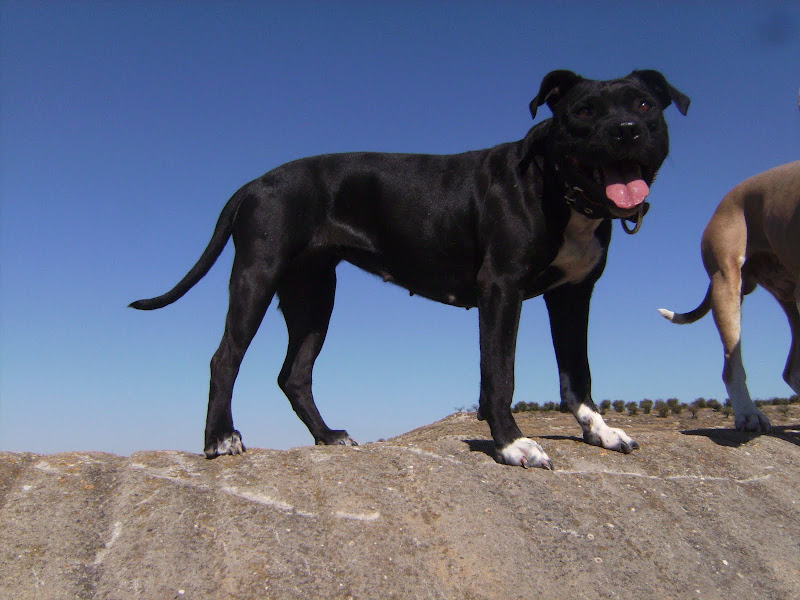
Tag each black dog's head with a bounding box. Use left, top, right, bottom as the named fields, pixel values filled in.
left=530, top=70, right=690, bottom=219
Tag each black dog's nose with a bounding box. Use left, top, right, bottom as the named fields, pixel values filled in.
left=614, top=121, right=641, bottom=143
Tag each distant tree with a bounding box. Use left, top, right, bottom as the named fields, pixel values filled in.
left=655, top=400, right=669, bottom=418
left=612, top=400, right=626, bottom=413
left=722, top=405, right=734, bottom=418
left=542, top=402, right=557, bottom=412
left=707, top=399, right=722, bottom=411
left=790, top=395, right=799, bottom=404
left=667, top=398, right=684, bottom=415
left=640, top=399, right=654, bottom=414
left=688, top=398, right=706, bottom=419
left=599, top=400, right=612, bottom=415
left=626, top=402, right=639, bottom=416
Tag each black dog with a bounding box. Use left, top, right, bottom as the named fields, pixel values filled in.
left=131, top=70, right=689, bottom=469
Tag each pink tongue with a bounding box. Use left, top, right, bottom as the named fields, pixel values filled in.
left=604, top=164, right=649, bottom=209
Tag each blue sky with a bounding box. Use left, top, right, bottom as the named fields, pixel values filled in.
left=2, top=2, right=799, bottom=456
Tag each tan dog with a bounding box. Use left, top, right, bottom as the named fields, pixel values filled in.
left=660, top=161, right=800, bottom=431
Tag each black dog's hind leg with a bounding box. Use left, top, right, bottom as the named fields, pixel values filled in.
left=544, top=281, right=638, bottom=453
left=205, top=254, right=277, bottom=458
left=277, top=258, right=357, bottom=446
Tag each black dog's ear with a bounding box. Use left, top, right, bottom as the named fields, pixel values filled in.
left=530, top=70, right=582, bottom=119
left=631, top=70, right=691, bottom=116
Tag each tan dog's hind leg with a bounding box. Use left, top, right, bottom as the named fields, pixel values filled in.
left=710, top=268, right=771, bottom=431
left=795, top=281, right=800, bottom=394
left=780, top=286, right=800, bottom=395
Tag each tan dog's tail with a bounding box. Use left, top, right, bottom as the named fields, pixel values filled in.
left=658, top=284, right=712, bottom=324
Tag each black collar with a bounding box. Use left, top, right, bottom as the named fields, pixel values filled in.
left=561, top=178, right=611, bottom=219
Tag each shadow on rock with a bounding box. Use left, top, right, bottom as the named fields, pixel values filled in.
left=681, top=423, right=800, bottom=448
left=539, top=434, right=583, bottom=443
left=463, top=438, right=497, bottom=460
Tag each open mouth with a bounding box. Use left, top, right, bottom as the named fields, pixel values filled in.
left=601, top=162, right=649, bottom=210
left=568, top=159, right=653, bottom=212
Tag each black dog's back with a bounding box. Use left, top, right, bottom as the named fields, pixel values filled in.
left=132, top=145, right=520, bottom=311
left=302, top=151, right=488, bottom=305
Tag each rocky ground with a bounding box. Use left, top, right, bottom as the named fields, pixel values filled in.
left=1, top=405, right=798, bottom=599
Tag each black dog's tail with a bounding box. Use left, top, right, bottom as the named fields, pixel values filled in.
left=657, top=283, right=712, bottom=325
left=129, top=191, right=245, bottom=310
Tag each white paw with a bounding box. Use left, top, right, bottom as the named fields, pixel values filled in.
left=735, top=409, right=771, bottom=432
left=498, top=438, right=553, bottom=470
left=578, top=406, right=639, bottom=454
left=584, top=425, right=639, bottom=454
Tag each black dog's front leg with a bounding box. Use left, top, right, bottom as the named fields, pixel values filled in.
left=544, top=281, right=638, bottom=453
left=477, top=277, right=553, bottom=469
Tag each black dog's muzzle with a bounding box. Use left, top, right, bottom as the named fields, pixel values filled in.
left=559, top=167, right=650, bottom=235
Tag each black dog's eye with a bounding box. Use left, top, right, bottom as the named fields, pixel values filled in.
left=636, top=100, right=654, bottom=113
left=575, top=104, right=594, bottom=118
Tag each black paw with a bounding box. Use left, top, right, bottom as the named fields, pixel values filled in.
left=316, top=430, right=358, bottom=446
left=204, top=430, right=246, bottom=458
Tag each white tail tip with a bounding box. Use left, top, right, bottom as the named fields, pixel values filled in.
left=658, top=308, right=676, bottom=322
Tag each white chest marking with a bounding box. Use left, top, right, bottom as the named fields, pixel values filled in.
left=549, top=212, right=604, bottom=289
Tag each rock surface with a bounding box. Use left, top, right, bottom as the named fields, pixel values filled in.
left=2, top=406, right=799, bottom=599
